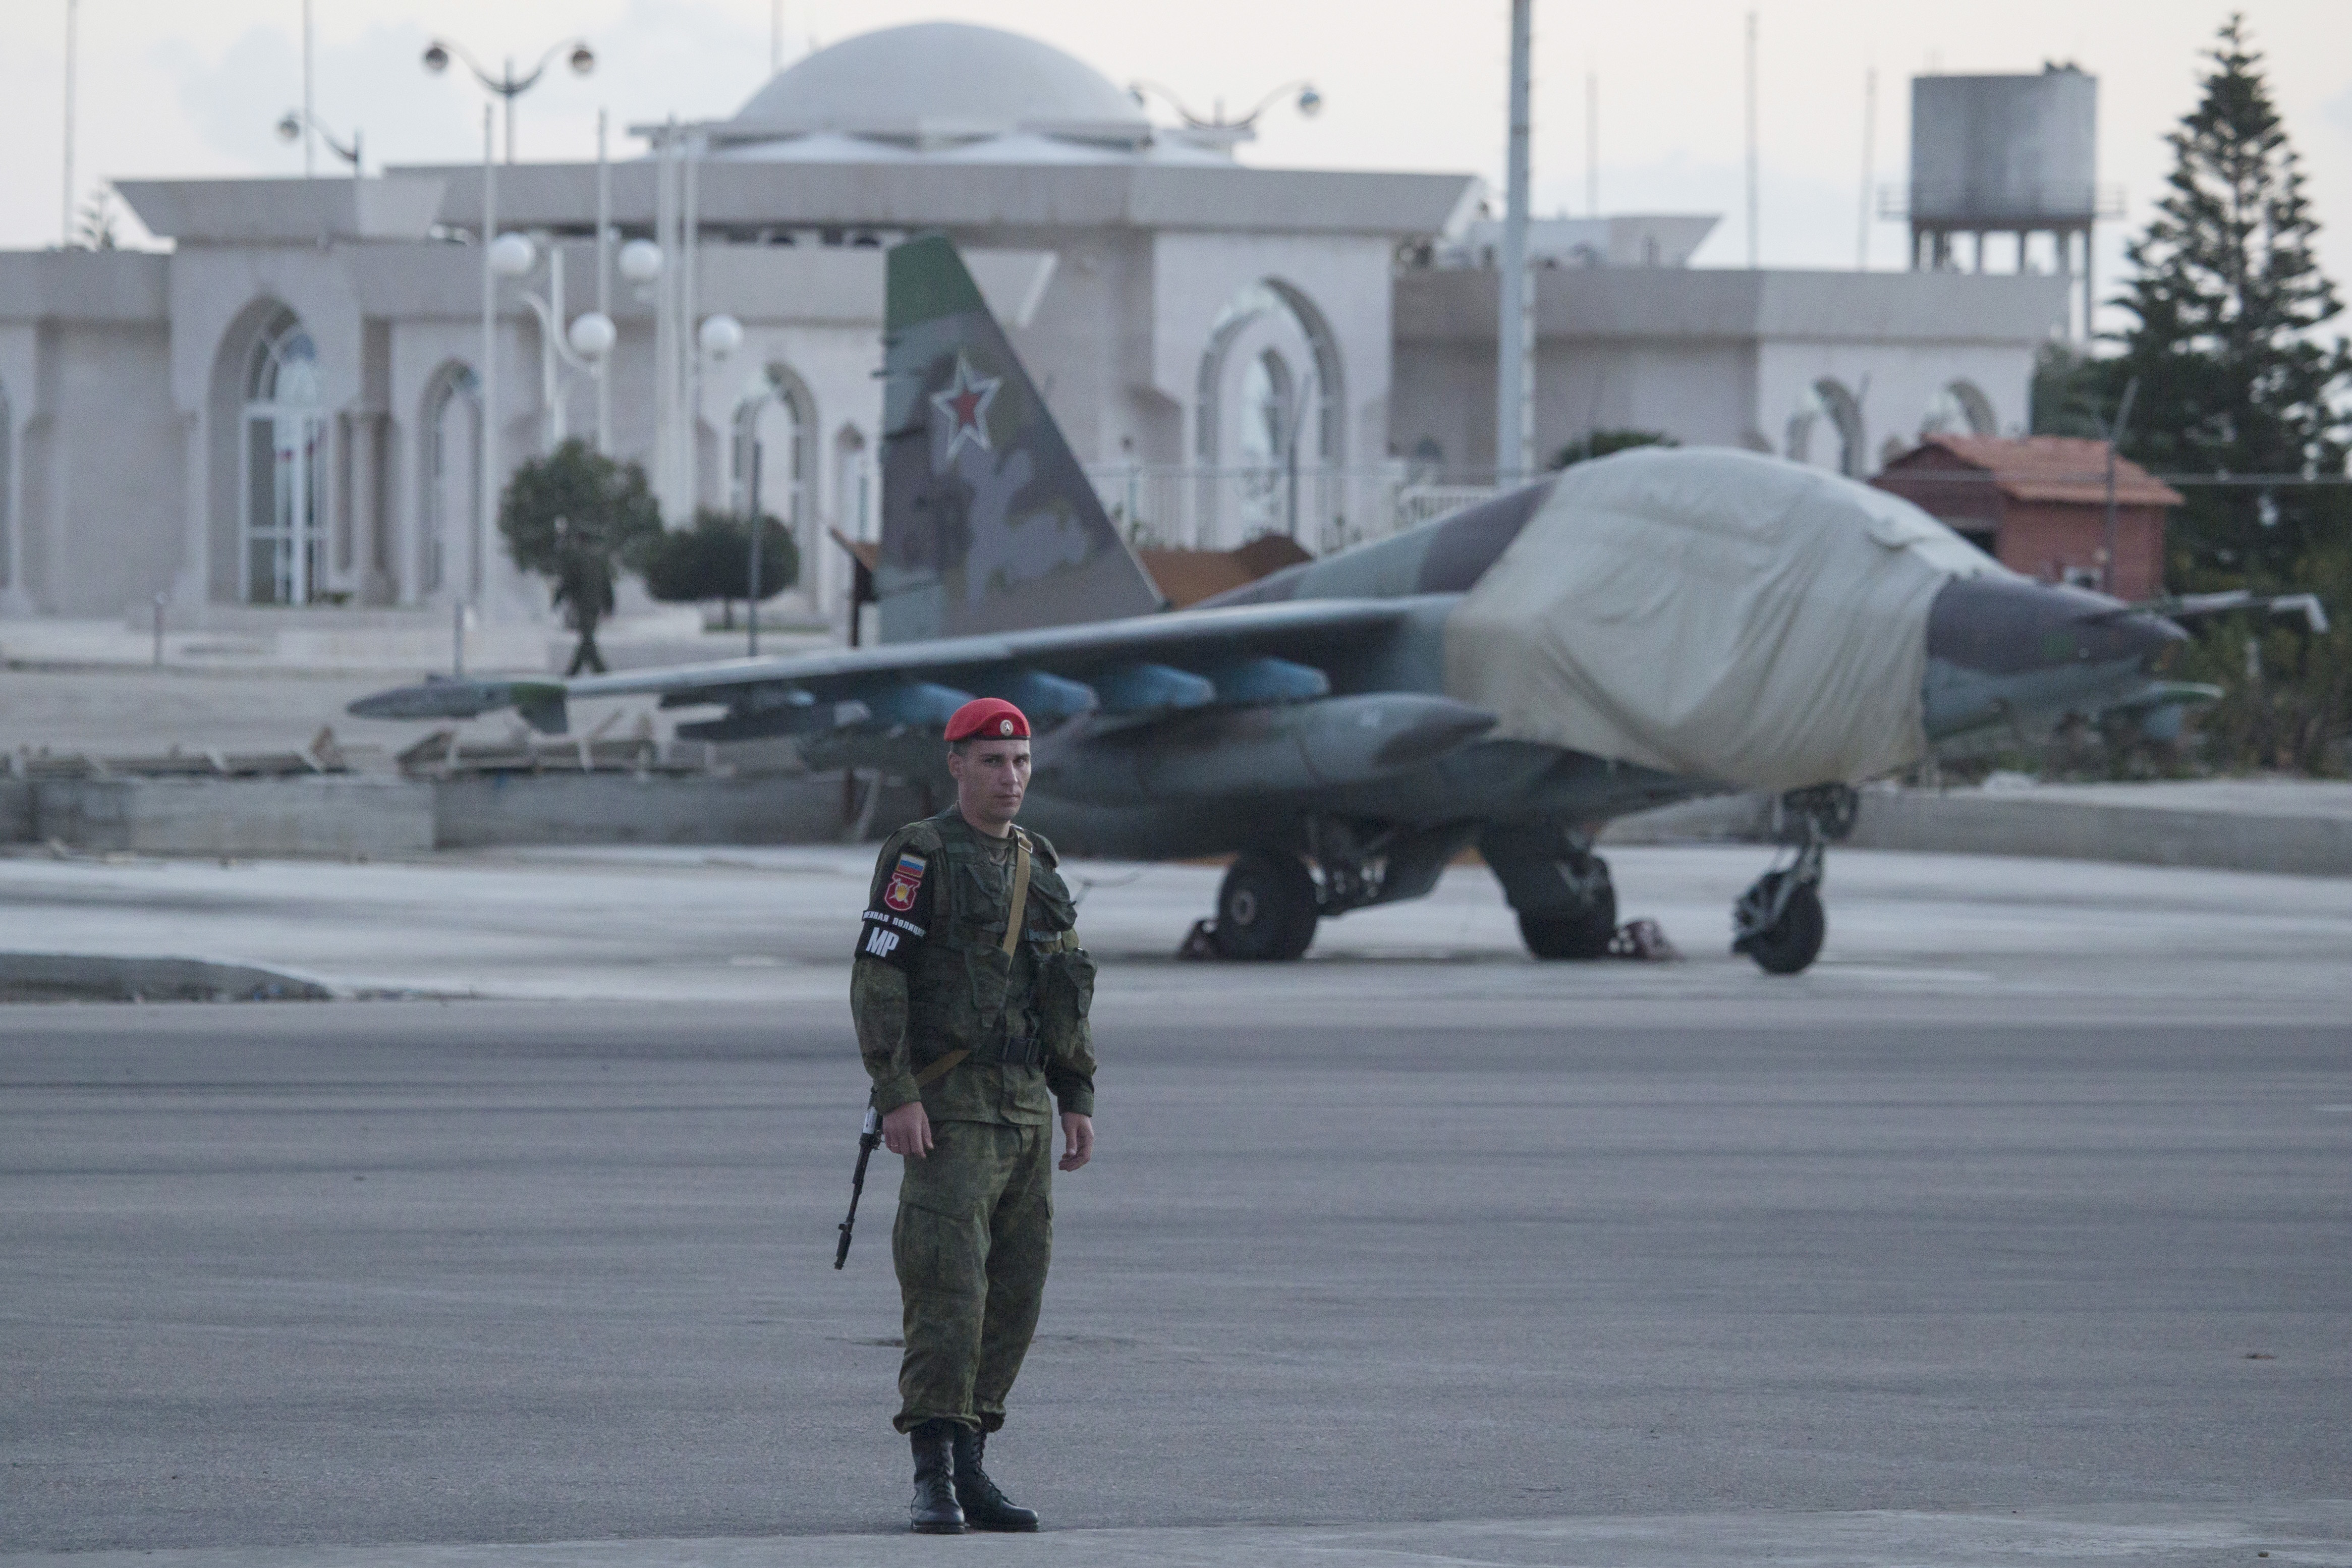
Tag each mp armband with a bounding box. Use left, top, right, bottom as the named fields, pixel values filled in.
left=856, top=908, right=927, bottom=970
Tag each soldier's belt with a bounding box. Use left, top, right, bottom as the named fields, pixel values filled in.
left=974, top=1033, right=1044, bottom=1070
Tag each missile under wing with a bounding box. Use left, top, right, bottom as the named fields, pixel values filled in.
left=350, top=233, right=2188, bottom=974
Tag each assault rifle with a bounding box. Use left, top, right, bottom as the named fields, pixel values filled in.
left=834, top=1100, right=883, bottom=1269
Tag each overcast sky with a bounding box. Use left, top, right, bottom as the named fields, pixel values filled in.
left=4, top=0, right=2347, bottom=337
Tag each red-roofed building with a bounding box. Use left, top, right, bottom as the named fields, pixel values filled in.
left=1872, top=435, right=2182, bottom=600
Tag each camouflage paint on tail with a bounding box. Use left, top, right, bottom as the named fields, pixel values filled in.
left=878, top=233, right=1163, bottom=642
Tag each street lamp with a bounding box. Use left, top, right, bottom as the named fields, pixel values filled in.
left=423, top=35, right=594, bottom=164
left=276, top=109, right=361, bottom=191
left=488, top=233, right=618, bottom=451
left=422, top=37, right=592, bottom=647
left=1128, top=78, right=1321, bottom=143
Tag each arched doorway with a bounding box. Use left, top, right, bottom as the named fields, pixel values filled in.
left=420, top=363, right=482, bottom=599
left=240, top=313, right=327, bottom=604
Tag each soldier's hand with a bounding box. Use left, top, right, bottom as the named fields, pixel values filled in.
left=1058, top=1112, right=1093, bottom=1172
left=883, top=1101, right=934, bottom=1157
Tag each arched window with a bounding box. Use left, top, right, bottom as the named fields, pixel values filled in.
left=1195, top=279, right=1344, bottom=546
left=241, top=313, right=326, bottom=603
left=1923, top=379, right=1998, bottom=438
left=1811, top=378, right=1865, bottom=477
left=421, top=363, right=481, bottom=598
left=730, top=362, right=817, bottom=598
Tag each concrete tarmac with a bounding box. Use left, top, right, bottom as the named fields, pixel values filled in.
left=3, top=988, right=2347, bottom=1561
left=3, top=844, right=2351, bottom=1017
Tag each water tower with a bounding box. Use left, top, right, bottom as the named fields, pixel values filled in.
left=1901, top=64, right=2113, bottom=335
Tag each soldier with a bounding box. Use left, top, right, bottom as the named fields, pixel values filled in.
left=850, top=697, right=1098, bottom=1534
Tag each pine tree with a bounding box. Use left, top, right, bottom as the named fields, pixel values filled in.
left=2105, top=14, right=2350, bottom=587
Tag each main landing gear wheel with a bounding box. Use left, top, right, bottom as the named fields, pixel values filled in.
left=1731, top=871, right=1824, bottom=974
left=1211, top=852, right=1319, bottom=961
left=1518, top=881, right=1617, bottom=960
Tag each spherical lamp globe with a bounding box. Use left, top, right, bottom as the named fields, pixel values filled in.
left=567, top=312, right=618, bottom=360
left=488, top=233, right=538, bottom=278
left=697, top=314, right=745, bottom=360
left=617, top=240, right=664, bottom=285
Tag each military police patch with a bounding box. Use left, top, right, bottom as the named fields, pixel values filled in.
left=857, top=908, right=926, bottom=971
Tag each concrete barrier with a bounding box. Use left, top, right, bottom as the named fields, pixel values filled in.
left=17, top=767, right=2339, bottom=879
left=1599, top=793, right=1769, bottom=845
left=2, top=771, right=936, bottom=855
left=1849, top=781, right=2352, bottom=877
left=433, top=772, right=895, bottom=848
left=30, top=776, right=434, bottom=855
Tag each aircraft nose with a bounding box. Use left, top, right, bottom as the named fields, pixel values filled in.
left=1926, top=574, right=2185, bottom=677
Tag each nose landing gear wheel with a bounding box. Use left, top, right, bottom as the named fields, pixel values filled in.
left=1210, top=852, right=1320, bottom=961
left=1730, top=785, right=1850, bottom=976
left=1731, top=872, right=1825, bottom=974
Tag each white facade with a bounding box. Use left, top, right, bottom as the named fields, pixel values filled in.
left=0, top=20, right=2068, bottom=643
left=1391, top=264, right=2069, bottom=483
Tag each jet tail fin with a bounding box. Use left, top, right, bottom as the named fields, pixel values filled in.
left=877, top=233, right=1164, bottom=643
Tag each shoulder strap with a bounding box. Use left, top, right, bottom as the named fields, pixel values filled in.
left=909, top=830, right=1031, bottom=1093
left=1002, top=829, right=1033, bottom=957
left=912, top=1047, right=968, bottom=1088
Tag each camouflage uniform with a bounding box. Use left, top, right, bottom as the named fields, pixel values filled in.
left=852, top=808, right=1097, bottom=1434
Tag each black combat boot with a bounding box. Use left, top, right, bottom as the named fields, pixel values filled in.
left=907, top=1419, right=965, bottom=1534
left=950, top=1424, right=1040, bottom=1532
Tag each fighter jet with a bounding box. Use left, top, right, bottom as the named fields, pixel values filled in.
left=352, top=234, right=2192, bottom=974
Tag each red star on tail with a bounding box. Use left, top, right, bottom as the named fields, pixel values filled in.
left=931, top=355, right=1000, bottom=461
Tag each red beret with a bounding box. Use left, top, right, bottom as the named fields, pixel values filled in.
left=944, top=697, right=1031, bottom=742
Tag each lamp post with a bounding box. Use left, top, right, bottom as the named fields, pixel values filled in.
left=422, top=35, right=594, bottom=164
left=275, top=110, right=361, bottom=192
left=733, top=362, right=792, bottom=659
left=616, top=235, right=664, bottom=462
left=692, top=311, right=743, bottom=541
left=423, top=39, right=593, bottom=645
left=487, top=233, right=618, bottom=451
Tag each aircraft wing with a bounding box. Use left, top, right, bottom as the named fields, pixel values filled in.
left=349, top=597, right=1425, bottom=742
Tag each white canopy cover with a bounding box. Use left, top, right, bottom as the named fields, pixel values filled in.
left=1442, top=447, right=2007, bottom=792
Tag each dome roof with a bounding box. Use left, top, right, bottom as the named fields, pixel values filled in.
left=727, top=23, right=1149, bottom=148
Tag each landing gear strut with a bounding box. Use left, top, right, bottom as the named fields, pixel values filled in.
left=1478, top=821, right=1617, bottom=961
left=1731, top=785, right=1856, bottom=975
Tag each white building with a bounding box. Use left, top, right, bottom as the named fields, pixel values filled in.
left=0, top=20, right=2068, bottom=645
left=1393, top=221, right=2070, bottom=482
